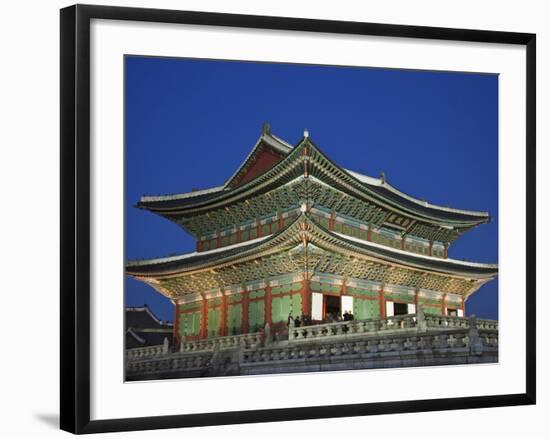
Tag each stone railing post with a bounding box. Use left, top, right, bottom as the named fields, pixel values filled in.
left=417, top=306, right=427, bottom=333
left=288, top=318, right=295, bottom=341
left=468, top=315, right=483, bottom=355
left=264, top=323, right=272, bottom=347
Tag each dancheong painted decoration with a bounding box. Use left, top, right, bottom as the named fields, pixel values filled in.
left=125, top=124, right=498, bottom=379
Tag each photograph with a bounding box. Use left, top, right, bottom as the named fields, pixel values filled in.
left=124, top=56, right=499, bottom=381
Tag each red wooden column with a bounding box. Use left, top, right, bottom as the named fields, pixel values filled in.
left=264, top=282, right=272, bottom=326
left=461, top=296, right=466, bottom=316
left=257, top=219, right=262, bottom=238
left=379, top=284, right=386, bottom=318
left=173, top=301, right=180, bottom=349
left=414, top=288, right=419, bottom=310
left=444, top=243, right=449, bottom=259
left=428, top=241, right=433, bottom=257
left=367, top=224, right=373, bottom=242
left=329, top=211, right=335, bottom=231
left=200, top=296, right=208, bottom=339
left=441, top=293, right=447, bottom=316
left=236, top=225, right=242, bottom=243
left=340, top=281, right=347, bottom=316
left=401, top=234, right=406, bottom=250
left=301, top=277, right=311, bottom=316
left=241, top=289, right=250, bottom=334
left=220, top=294, right=228, bottom=336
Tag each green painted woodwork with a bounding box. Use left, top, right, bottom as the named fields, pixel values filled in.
left=347, top=287, right=378, bottom=298
left=324, top=284, right=341, bottom=294
left=446, top=301, right=462, bottom=309
left=179, top=311, right=201, bottom=337
left=179, top=302, right=201, bottom=313
left=271, top=295, right=291, bottom=323
left=228, top=293, right=243, bottom=304
left=209, top=297, right=222, bottom=306
left=385, top=292, right=414, bottom=303
left=207, top=308, right=221, bottom=337
left=227, top=304, right=242, bottom=335
left=272, top=282, right=302, bottom=295
left=248, top=300, right=265, bottom=332
left=241, top=229, right=250, bottom=241
left=248, top=289, right=265, bottom=299
left=291, top=293, right=302, bottom=316
left=418, top=297, right=441, bottom=306
left=423, top=306, right=442, bottom=315
left=310, top=282, right=341, bottom=294
left=353, top=298, right=380, bottom=320
left=249, top=227, right=257, bottom=239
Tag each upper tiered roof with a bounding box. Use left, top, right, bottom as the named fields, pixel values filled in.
left=136, top=125, right=490, bottom=244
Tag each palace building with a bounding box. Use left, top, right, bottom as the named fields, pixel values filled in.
left=126, top=123, right=498, bottom=360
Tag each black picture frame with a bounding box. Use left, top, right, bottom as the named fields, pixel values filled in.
left=60, top=4, right=536, bottom=434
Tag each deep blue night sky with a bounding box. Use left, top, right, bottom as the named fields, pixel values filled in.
left=125, top=56, right=498, bottom=323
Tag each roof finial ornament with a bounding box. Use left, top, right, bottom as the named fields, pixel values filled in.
left=380, top=172, right=386, bottom=184
left=304, top=128, right=309, bottom=138
left=262, top=122, right=271, bottom=135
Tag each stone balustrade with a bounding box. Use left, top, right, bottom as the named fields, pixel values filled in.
left=288, top=314, right=418, bottom=342
left=179, top=332, right=263, bottom=353
left=126, top=341, right=168, bottom=361
left=243, top=328, right=498, bottom=368
left=125, top=312, right=499, bottom=380
left=126, top=351, right=213, bottom=378
left=288, top=313, right=497, bottom=342
left=423, top=314, right=498, bottom=331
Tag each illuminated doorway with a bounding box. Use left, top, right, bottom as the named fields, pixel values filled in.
left=324, top=295, right=340, bottom=320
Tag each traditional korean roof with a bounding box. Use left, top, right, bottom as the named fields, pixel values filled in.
left=125, top=306, right=173, bottom=348
left=136, top=126, right=490, bottom=243
left=126, top=213, right=497, bottom=298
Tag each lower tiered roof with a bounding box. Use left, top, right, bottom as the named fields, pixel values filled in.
left=126, top=213, right=497, bottom=300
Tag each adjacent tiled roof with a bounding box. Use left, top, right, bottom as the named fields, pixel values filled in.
left=125, top=307, right=174, bottom=348
left=126, top=306, right=173, bottom=329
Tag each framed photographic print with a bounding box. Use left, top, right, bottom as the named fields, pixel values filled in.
left=60, top=4, right=536, bottom=434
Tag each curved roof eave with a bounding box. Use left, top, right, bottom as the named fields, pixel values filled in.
left=136, top=132, right=490, bottom=227
left=344, top=168, right=489, bottom=219
left=126, top=214, right=498, bottom=279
